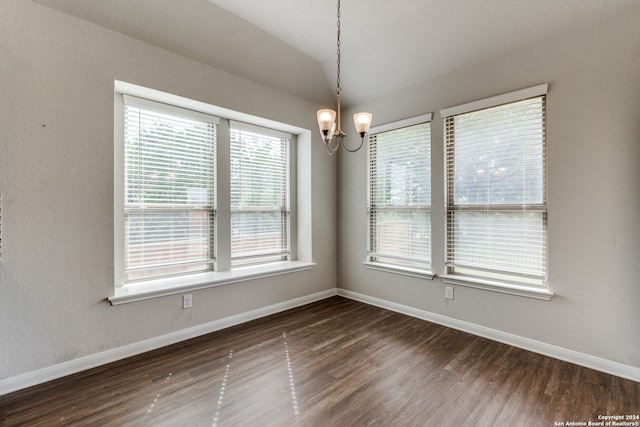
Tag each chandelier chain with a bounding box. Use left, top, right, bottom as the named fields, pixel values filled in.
left=336, top=0, right=341, bottom=95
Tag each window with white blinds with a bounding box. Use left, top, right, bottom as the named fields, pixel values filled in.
left=230, top=122, right=290, bottom=267
left=443, top=85, right=547, bottom=287
left=123, top=96, right=217, bottom=282
left=368, top=117, right=431, bottom=270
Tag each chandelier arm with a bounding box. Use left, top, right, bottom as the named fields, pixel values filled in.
left=324, top=136, right=340, bottom=155
left=342, top=136, right=366, bottom=153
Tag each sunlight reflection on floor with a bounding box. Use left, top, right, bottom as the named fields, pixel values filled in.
left=209, top=333, right=300, bottom=425
left=282, top=331, right=299, bottom=417
left=212, top=350, right=233, bottom=427
left=146, top=372, right=173, bottom=415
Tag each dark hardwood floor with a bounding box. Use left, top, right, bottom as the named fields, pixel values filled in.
left=1, top=297, right=638, bottom=426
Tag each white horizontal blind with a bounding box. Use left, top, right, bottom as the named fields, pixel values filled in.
left=230, top=124, right=290, bottom=267
left=123, top=98, right=217, bottom=282
left=444, top=95, right=547, bottom=285
left=368, top=121, right=431, bottom=269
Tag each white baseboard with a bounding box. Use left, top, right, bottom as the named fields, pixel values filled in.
left=337, top=288, right=640, bottom=383
left=0, top=288, right=337, bottom=396
left=4, top=287, right=636, bottom=397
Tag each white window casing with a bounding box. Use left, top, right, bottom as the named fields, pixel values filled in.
left=366, top=114, right=433, bottom=276
left=122, top=95, right=218, bottom=283
left=230, top=121, right=291, bottom=267
left=111, top=82, right=314, bottom=304
left=441, top=84, right=552, bottom=299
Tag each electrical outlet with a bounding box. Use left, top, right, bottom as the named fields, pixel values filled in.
left=445, top=286, right=454, bottom=300
left=182, top=294, right=193, bottom=309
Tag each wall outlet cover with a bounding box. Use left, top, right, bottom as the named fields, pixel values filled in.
left=445, top=286, right=454, bottom=300
left=183, top=294, right=193, bottom=309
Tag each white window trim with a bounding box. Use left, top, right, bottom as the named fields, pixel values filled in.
left=440, top=84, right=548, bottom=118
left=109, top=261, right=315, bottom=305
left=230, top=120, right=292, bottom=140
left=112, top=81, right=314, bottom=304
left=123, top=94, right=221, bottom=125
left=368, top=113, right=433, bottom=134
left=365, top=113, right=434, bottom=277
left=440, top=84, right=552, bottom=300
left=363, top=261, right=434, bottom=280
left=441, top=275, right=553, bottom=301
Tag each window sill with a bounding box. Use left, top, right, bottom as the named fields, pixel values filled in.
left=441, top=274, right=553, bottom=300
left=108, top=261, right=316, bottom=305
left=363, top=262, right=434, bottom=280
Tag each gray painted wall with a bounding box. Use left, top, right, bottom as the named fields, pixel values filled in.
left=339, top=6, right=640, bottom=368
left=0, top=0, right=336, bottom=380
left=1, top=0, right=639, bottom=384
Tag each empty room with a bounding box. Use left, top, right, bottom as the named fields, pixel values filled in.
left=0, top=0, right=639, bottom=425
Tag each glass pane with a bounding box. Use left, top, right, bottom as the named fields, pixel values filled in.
left=125, top=107, right=214, bottom=207
left=231, top=211, right=288, bottom=265
left=371, top=209, right=430, bottom=268
left=125, top=210, right=213, bottom=280
left=448, top=210, right=546, bottom=278
left=452, top=98, right=544, bottom=206
left=230, top=130, right=288, bottom=209
left=371, top=124, right=430, bottom=207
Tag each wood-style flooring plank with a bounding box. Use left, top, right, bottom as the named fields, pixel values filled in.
left=1, top=296, right=638, bottom=426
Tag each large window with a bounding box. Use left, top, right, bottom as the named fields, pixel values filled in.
left=230, top=122, right=290, bottom=267
left=112, top=83, right=311, bottom=304
left=442, top=85, right=548, bottom=288
left=367, top=115, right=432, bottom=272
left=123, top=95, right=217, bottom=282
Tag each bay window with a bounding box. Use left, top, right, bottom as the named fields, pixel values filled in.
left=112, top=82, right=311, bottom=304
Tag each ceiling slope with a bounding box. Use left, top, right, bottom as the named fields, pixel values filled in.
left=30, top=0, right=640, bottom=107
left=29, top=0, right=333, bottom=105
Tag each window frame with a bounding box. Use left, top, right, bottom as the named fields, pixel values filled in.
left=121, top=95, right=218, bottom=283
left=111, top=81, right=314, bottom=305
left=440, top=84, right=553, bottom=300
left=364, top=114, right=434, bottom=279
left=229, top=121, right=291, bottom=268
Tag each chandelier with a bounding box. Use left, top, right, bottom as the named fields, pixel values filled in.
left=317, top=0, right=373, bottom=155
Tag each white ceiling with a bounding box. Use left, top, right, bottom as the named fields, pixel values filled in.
left=31, top=0, right=639, bottom=107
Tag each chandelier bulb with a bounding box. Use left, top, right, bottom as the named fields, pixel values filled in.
left=353, top=112, right=373, bottom=137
